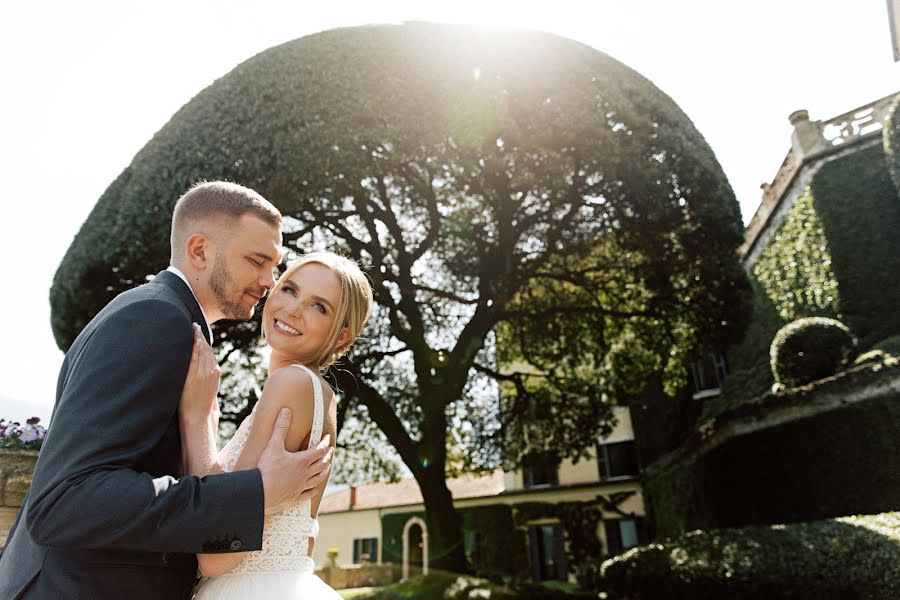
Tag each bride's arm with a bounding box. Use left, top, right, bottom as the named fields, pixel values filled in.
left=304, top=398, right=337, bottom=557
left=195, top=365, right=329, bottom=578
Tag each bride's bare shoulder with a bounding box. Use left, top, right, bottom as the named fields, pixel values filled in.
left=258, top=366, right=334, bottom=419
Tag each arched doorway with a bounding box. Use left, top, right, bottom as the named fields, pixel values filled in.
left=401, top=516, right=429, bottom=580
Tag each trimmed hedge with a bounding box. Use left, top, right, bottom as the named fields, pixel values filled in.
left=884, top=92, right=900, bottom=192
left=581, top=512, right=900, bottom=599
left=642, top=362, right=900, bottom=537
left=357, top=572, right=596, bottom=600
left=855, top=334, right=900, bottom=366
left=810, top=143, right=900, bottom=346
left=770, top=317, right=857, bottom=388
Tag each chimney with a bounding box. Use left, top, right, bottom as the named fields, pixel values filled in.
left=789, top=109, right=826, bottom=159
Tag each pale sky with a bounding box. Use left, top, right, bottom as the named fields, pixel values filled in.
left=1, top=0, right=898, bottom=425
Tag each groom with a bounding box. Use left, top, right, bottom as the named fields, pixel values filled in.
left=0, top=181, right=332, bottom=599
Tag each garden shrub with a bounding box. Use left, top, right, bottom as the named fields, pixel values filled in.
left=809, top=143, right=900, bottom=345
left=362, top=572, right=597, bottom=600
left=870, top=334, right=900, bottom=356
left=884, top=92, right=900, bottom=192
left=855, top=335, right=900, bottom=366
left=581, top=512, right=900, bottom=599
left=770, top=317, right=857, bottom=388
left=642, top=362, right=900, bottom=536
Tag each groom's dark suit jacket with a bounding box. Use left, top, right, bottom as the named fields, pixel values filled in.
left=0, top=271, right=265, bottom=599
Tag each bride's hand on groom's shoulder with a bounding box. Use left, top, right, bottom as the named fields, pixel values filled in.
left=180, top=323, right=221, bottom=429
left=258, top=408, right=333, bottom=515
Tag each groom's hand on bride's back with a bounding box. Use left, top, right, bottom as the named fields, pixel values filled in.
left=258, top=407, right=333, bottom=515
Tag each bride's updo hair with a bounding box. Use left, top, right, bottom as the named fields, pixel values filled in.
left=265, top=252, right=373, bottom=372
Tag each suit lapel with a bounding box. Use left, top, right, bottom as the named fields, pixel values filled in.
left=151, top=270, right=213, bottom=344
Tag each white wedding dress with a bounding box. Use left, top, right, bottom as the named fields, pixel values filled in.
left=193, top=364, right=342, bottom=600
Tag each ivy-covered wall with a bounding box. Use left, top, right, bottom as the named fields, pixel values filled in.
left=753, top=188, right=841, bottom=322
left=706, top=141, right=900, bottom=417
left=811, top=144, right=900, bottom=345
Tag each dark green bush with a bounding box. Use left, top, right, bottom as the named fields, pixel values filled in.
left=361, top=572, right=597, bottom=600
left=865, top=334, right=900, bottom=357
left=574, top=556, right=606, bottom=593
left=582, top=512, right=900, bottom=599
left=884, top=92, right=900, bottom=192
left=854, top=335, right=900, bottom=366
left=770, top=317, right=857, bottom=388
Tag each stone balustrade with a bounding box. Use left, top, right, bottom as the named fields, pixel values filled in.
left=741, top=92, right=897, bottom=260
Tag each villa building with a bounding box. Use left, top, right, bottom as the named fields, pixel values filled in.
left=313, top=406, right=644, bottom=581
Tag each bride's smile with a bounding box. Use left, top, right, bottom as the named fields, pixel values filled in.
left=274, top=319, right=301, bottom=336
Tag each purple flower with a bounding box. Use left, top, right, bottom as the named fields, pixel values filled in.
left=26, top=416, right=40, bottom=426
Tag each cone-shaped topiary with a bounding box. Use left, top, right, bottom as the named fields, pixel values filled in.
left=770, top=317, right=857, bottom=388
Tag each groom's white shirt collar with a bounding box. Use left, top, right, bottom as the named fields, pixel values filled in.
left=166, top=266, right=213, bottom=344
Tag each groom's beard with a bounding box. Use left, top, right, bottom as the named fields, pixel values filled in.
left=209, top=257, right=255, bottom=320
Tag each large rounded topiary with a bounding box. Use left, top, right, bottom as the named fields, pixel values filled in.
left=50, top=22, right=752, bottom=574
left=770, top=317, right=857, bottom=388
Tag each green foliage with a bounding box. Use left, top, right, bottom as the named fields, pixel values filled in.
left=706, top=278, right=784, bottom=417
left=866, top=334, right=900, bottom=355
left=884, top=93, right=900, bottom=192
left=513, top=494, right=637, bottom=571
left=643, top=363, right=900, bottom=537
left=356, top=572, right=596, bottom=600
left=809, top=143, right=900, bottom=346
left=584, top=512, right=900, bottom=599
left=709, top=141, right=900, bottom=419
left=380, top=498, right=638, bottom=580
left=752, top=188, right=841, bottom=322
left=640, top=457, right=695, bottom=540
left=770, top=317, right=857, bottom=388
left=855, top=334, right=900, bottom=366
left=381, top=505, right=530, bottom=577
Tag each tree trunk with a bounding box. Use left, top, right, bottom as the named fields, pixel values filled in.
left=415, top=467, right=468, bottom=573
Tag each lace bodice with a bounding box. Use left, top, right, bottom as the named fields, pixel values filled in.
left=217, top=364, right=325, bottom=575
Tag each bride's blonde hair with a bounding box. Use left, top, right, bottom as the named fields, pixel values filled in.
left=264, top=252, right=373, bottom=372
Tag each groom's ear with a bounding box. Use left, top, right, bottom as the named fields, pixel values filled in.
left=186, top=233, right=211, bottom=270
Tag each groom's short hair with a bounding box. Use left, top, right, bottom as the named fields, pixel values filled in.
left=170, top=180, right=282, bottom=259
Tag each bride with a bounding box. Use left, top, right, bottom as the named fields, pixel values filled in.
left=178, top=251, right=373, bottom=599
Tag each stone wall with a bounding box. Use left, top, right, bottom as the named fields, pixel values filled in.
left=314, top=548, right=401, bottom=589
left=0, top=450, right=37, bottom=549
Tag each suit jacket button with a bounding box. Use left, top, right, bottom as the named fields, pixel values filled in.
left=230, top=540, right=242, bottom=551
